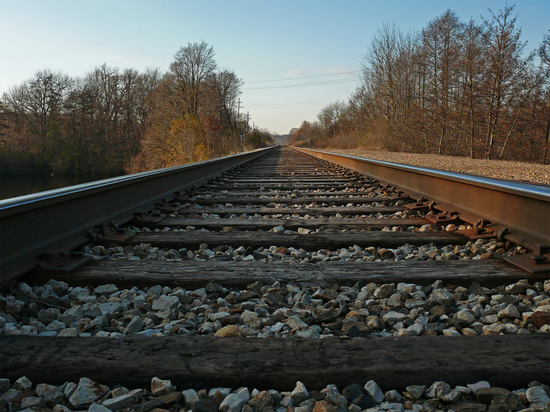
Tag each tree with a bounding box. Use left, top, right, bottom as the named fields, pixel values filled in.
left=481, top=4, right=527, bottom=159
left=169, top=41, right=217, bottom=117
left=3, top=70, right=72, bottom=171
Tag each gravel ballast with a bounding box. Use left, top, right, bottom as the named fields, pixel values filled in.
left=2, top=276, right=549, bottom=339
left=0, top=376, right=549, bottom=412
left=324, top=149, right=550, bottom=185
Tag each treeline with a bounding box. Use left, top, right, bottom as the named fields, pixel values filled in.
left=289, top=6, right=550, bottom=163
left=0, top=41, right=271, bottom=176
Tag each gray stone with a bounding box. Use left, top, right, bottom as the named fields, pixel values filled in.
left=36, top=383, right=64, bottom=403
left=157, top=391, right=182, bottom=406
left=208, top=387, right=231, bottom=400
left=292, top=381, right=310, bottom=404
left=280, top=395, right=294, bottom=408
left=324, top=391, right=347, bottom=408
left=405, top=385, right=425, bottom=400
left=14, top=376, right=32, bottom=392
left=152, top=295, right=179, bottom=311
left=382, top=311, right=406, bottom=323
left=37, top=308, right=58, bottom=324
left=89, top=403, right=112, bottom=412
left=350, top=394, right=378, bottom=409
left=374, top=284, right=395, bottom=299
left=0, top=379, right=10, bottom=396
left=53, top=404, right=72, bottom=412
left=384, top=390, right=402, bottom=403
left=46, top=320, right=67, bottom=332
left=220, top=387, right=250, bottom=412
left=102, top=389, right=142, bottom=410
left=380, top=402, right=404, bottom=412
left=47, top=279, right=69, bottom=295
left=441, top=389, right=462, bottom=404
left=526, top=386, right=550, bottom=409
left=151, top=377, right=174, bottom=396
left=21, top=396, right=46, bottom=408
left=287, top=316, right=308, bottom=330
left=111, top=388, right=128, bottom=398
left=455, top=310, right=476, bottom=325
left=182, top=388, right=200, bottom=408
left=98, top=302, right=123, bottom=315
left=0, top=389, right=21, bottom=403
left=69, top=377, right=109, bottom=407
left=364, top=380, right=384, bottom=404
left=241, top=310, right=259, bottom=324
left=64, top=382, right=77, bottom=399
left=58, top=328, right=78, bottom=337
left=467, top=382, right=491, bottom=395
left=249, top=390, right=274, bottom=412
left=94, top=284, right=118, bottom=296
left=477, top=388, right=510, bottom=405
left=498, top=304, right=520, bottom=320
left=488, top=393, right=523, bottom=412
left=124, top=316, right=144, bottom=334
left=426, top=381, right=451, bottom=399
left=342, top=384, right=364, bottom=402
left=6, top=298, right=25, bottom=314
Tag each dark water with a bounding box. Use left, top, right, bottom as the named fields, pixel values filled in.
left=0, top=174, right=123, bottom=200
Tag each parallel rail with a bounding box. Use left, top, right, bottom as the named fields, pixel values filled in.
left=293, top=147, right=550, bottom=252
left=1, top=146, right=549, bottom=397
left=0, top=147, right=273, bottom=285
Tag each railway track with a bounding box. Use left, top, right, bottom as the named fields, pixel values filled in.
left=1, top=146, right=549, bottom=412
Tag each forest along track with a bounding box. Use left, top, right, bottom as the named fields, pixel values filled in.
left=1, top=147, right=549, bottom=410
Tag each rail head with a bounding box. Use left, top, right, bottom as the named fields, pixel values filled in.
left=0, top=147, right=275, bottom=286
left=292, top=147, right=550, bottom=251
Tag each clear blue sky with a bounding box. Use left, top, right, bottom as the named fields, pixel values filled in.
left=1, top=0, right=548, bottom=135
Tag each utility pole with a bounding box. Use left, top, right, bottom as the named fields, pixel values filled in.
left=246, top=111, right=250, bottom=132
left=236, top=99, right=243, bottom=130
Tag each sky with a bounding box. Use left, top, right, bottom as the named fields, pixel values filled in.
left=1, top=0, right=548, bottom=135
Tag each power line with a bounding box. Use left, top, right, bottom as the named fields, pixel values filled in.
left=246, top=70, right=361, bottom=84
left=243, top=77, right=360, bottom=90
left=246, top=101, right=333, bottom=107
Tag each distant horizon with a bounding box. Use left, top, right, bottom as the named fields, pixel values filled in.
left=1, top=0, right=548, bottom=134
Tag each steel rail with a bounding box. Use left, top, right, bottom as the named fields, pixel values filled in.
left=293, top=147, right=550, bottom=252
left=0, top=147, right=275, bottom=286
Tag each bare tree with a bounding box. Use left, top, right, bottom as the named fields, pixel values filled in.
left=169, top=41, right=217, bottom=117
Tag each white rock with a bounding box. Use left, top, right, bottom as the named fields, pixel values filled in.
left=241, top=310, right=259, bottom=324
left=382, top=311, right=406, bottom=323
left=69, top=377, right=109, bottom=407
left=526, top=386, right=550, bottom=409
left=220, top=387, right=250, bottom=412
left=94, top=284, right=118, bottom=296
left=291, top=381, right=310, bottom=404
left=14, top=376, right=32, bottom=392
left=36, top=383, right=63, bottom=403
left=426, top=381, right=450, bottom=399
left=88, top=403, right=112, bottom=412
left=498, top=304, right=520, bottom=319
left=182, top=388, right=200, bottom=408
left=124, top=317, right=144, bottom=334
left=364, top=380, right=384, bottom=404
left=152, top=295, right=179, bottom=311
left=287, top=316, right=308, bottom=330
left=102, top=389, right=142, bottom=410
left=455, top=310, right=476, bottom=325
left=148, top=370, right=174, bottom=394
